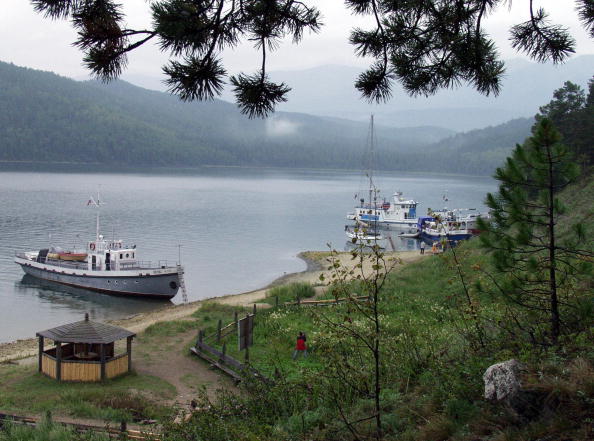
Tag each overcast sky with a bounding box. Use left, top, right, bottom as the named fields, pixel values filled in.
left=2, top=0, right=593, bottom=80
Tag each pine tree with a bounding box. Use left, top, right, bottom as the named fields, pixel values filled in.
left=31, top=0, right=593, bottom=117
left=477, top=118, right=591, bottom=346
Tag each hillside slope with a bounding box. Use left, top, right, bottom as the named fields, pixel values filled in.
left=0, top=61, right=454, bottom=170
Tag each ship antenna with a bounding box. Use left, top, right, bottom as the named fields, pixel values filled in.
left=368, top=114, right=375, bottom=206
left=96, top=189, right=100, bottom=243
left=86, top=190, right=102, bottom=243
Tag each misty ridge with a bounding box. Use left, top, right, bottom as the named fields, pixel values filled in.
left=0, top=56, right=591, bottom=175
left=125, top=55, right=594, bottom=131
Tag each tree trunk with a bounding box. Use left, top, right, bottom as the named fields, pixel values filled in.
left=546, top=144, right=560, bottom=344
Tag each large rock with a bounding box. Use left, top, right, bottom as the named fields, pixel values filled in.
left=483, top=359, right=524, bottom=401
left=483, top=359, right=544, bottom=420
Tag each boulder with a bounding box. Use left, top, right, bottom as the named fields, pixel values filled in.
left=483, top=359, right=544, bottom=420
left=483, top=359, right=524, bottom=401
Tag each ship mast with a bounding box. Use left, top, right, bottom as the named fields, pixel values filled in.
left=87, top=190, right=101, bottom=243
left=368, top=114, right=375, bottom=206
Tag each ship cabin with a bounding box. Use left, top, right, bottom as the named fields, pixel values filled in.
left=87, top=237, right=137, bottom=271
left=355, top=191, right=418, bottom=221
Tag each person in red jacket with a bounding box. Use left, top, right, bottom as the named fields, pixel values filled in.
left=292, top=331, right=307, bottom=359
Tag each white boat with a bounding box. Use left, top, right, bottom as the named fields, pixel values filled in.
left=345, top=116, right=418, bottom=228
left=14, top=195, right=184, bottom=299
left=345, top=225, right=384, bottom=242
left=418, top=208, right=490, bottom=242
left=347, top=191, right=419, bottom=227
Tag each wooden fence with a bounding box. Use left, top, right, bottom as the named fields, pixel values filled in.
left=0, top=413, right=159, bottom=440
left=284, top=295, right=370, bottom=306
left=190, top=316, right=269, bottom=383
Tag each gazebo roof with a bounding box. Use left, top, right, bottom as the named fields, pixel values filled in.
left=37, top=314, right=135, bottom=344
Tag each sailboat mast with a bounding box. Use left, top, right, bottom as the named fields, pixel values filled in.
left=95, top=190, right=100, bottom=242
left=368, top=114, right=375, bottom=206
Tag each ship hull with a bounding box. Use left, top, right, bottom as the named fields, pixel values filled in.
left=16, top=259, right=180, bottom=299
left=420, top=231, right=472, bottom=241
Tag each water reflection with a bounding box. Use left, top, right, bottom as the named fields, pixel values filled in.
left=15, top=275, right=169, bottom=321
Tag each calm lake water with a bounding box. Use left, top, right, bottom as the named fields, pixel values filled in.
left=0, top=167, right=495, bottom=343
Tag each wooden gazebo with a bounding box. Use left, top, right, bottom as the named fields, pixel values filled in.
left=37, top=313, right=135, bottom=382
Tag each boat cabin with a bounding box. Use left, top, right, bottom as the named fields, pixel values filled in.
left=87, top=237, right=137, bottom=271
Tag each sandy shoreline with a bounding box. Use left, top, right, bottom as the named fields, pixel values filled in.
left=0, top=250, right=423, bottom=363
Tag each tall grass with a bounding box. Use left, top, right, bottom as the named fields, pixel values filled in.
left=263, top=282, right=316, bottom=305
left=0, top=366, right=175, bottom=422
left=0, top=419, right=109, bottom=441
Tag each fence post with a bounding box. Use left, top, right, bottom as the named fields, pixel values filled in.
left=216, top=319, right=222, bottom=343
left=253, top=303, right=257, bottom=315
left=275, top=295, right=279, bottom=308
left=234, top=311, right=238, bottom=326
left=221, top=342, right=226, bottom=363
left=120, top=420, right=127, bottom=433
left=297, top=297, right=301, bottom=307
left=244, top=346, right=249, bottom=363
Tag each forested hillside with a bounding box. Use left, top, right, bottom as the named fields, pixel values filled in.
left=397, top=118, right=535, bottom=175
left=0, top=61, right=547, bottom=175
left=0, top=61, right=453, bottom=169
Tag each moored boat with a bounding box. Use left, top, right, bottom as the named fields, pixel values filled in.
left=418, top=208, right=490, bottom=242
left=345, top=225, right=384, bottom=242
left=347, top=191, right=419, bottom=228
left=14, top=195, right=184, bottom=299
left=345, top=116, right=419, bottom=228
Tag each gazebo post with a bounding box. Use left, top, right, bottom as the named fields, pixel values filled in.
left=55, top=341, right=62, bottom=381
left=126, top=336, right=133, bottom=372
left=100, top=344, right=106, bottom=380
left=38, top=335, right=44, bottom=372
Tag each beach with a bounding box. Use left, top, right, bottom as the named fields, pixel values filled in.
left=0, top=250, right=423, bottom=363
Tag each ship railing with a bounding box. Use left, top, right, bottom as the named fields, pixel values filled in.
left=14, top=253, right=88, bottom=270
left=119, top=260, right=178, bottom=270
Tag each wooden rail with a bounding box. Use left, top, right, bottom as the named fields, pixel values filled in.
left=284, top=295, right=370, bottom=306
left=190, top=340, right=270, bottom=385
left=0, top=413, right=159, bottom=440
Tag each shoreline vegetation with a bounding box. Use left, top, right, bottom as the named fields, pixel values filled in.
left=0, top=250, right=423, bottom=363
left=0, top=161, right=496, bottom=179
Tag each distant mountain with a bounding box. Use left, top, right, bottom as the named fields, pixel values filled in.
left=393, top=118, right=535, bottom=175
left=0, top=61, right=455, bottom=171
left=211, top=56, right=590, bottom=131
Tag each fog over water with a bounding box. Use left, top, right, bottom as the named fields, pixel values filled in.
left=0, top=167, right=495, bottom=343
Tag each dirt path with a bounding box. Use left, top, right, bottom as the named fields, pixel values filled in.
left=133, top=330, right=234, bottom=407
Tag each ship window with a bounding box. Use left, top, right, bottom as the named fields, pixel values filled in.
left=126, top=253, right=129, bottom=258
left=107, top=280, right=111, bottom=283
left=120, top=253, right=123, bottom=259
left=135, top=280, right=139, bottom=284
left=132, top=253, right=135, bottom=258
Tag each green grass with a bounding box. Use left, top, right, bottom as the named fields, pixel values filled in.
left=143, top=319, right=200, bottom=337
left=0, top=418, right=110, bottom=441
left=0, top=365, right=175, bottom=422
left=178, top=231, right=594, bottom=441
left=262, top=282, right=317, bottom=305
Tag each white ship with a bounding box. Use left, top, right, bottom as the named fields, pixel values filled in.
left=14, top=195, right=184, bottom=300
left=346, top=115, right=418, bottom=228
left=347, top=190, right=418, bottom=227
